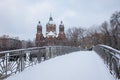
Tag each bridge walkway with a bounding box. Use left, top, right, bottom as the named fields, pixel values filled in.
left=6, top=51, right=115, bottom=80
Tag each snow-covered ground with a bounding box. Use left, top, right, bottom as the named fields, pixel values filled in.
left=6, top=51, right=115, bottom=80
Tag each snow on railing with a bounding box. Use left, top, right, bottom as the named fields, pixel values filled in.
left=0, top=47, right=46, bottom=79
left=0, top=46, right=80, bottom=79
left=98, top=44, right=120, bottom=57
left=93, top=44, right=120, bottom=79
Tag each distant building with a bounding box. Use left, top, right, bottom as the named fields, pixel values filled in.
left=21, top=40, right=27, bottom=48
left=0, top=36, right=22, bottom=51
left=35, top=16, right=66, bottom=47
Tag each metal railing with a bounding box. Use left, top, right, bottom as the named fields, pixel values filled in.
left=93, top=45, right=120, bottom=79
left=0, top=46, right=80, bottom=79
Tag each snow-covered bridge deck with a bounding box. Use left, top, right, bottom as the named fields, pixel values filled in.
left=6, top=51, right=115, bottom=80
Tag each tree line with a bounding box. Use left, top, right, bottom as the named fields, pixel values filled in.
left=66, top=11, right=120, bottom=50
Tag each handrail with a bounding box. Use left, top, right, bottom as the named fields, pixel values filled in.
left=93, top=44, right=120, bottom=79
left=0, top=46, right=80, bottom=79
left=0, top=47, right=46, bottom=54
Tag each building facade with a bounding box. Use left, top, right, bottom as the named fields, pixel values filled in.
left=0, top=36, right=22, bottom=51
left=35, top=16, right=66, bottom=47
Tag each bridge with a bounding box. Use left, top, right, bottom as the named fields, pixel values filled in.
left=0, top=45, right=120, bottom=80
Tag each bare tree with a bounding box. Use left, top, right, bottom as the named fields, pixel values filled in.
left=100, top=21, right=111, bottom=46
left=66, top=27, right=77, bottom=46
left=110, top=11, right=120, bottom=49
left=26, top=40, right=34, bottom=48
left=66, top=27, right=85, bottom=47
left=66, top=11, right=120, bottom=50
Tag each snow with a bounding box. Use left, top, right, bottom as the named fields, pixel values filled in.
left=98, top=44, right=120, bottom=58
left=99, top=44, right=120, bottom=52
left=0, top=47, right=45, bottom=54
left=6, top=51, right=115, bottom=80
left=49, top=20, right=54, bottom=24
left=37, top=23, right=41, bottom=27
left=47, top=31, right=56, bottom=37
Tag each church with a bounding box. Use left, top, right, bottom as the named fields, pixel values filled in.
left=35, top=16, right=66, bottom=47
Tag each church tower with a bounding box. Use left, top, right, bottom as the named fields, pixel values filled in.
left=35, top=15, right=66, bottom=47
left=45, top=15, right=57, bottom=46
left=58, top=21, right=66, bottom=39
left=35, top=21, right=44, bottom=47
left=58, top=21, right=66, bottom=45
left=37, top=21, right=42, bottom=33
left=46, top=15, right=56, bottom=38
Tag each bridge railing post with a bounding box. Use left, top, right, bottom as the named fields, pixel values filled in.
left=20, top=51, right=25, bottom=72
left=5, top=53, right=8, bottom=77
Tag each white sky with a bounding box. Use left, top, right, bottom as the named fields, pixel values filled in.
left=0, top=0, right=120, bottom=40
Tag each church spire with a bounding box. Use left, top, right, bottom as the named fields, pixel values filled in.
left=49, top=13, right=53, bottom=21
left=59, top=21, right=64, bottom=32
left=48, top=14, right=54, bottom=24
left=37, top=21, right=42, bottom=33
left=38, top=21, right=40, bottom=24
left=60, top=21, right=64, bottom=25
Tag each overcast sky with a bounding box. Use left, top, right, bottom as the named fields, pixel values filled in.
left=0, top=0, right=120, bottom=40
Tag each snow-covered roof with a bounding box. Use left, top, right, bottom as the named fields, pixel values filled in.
left=47, top=31, right=56, bottom=37
left=49, top=20, right=54, bottom=24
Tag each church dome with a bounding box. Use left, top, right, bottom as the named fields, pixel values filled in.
left=59, top=21, right=64, bottom=32
left=59, top=21, right=64, bottom=28
left=48, top=15, right=55, bottom=24
left=37, top=21, right=42, bottom=27
left=60, top=21, right=64, bottom=25
left=37, top=21, right=42, bottom=33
